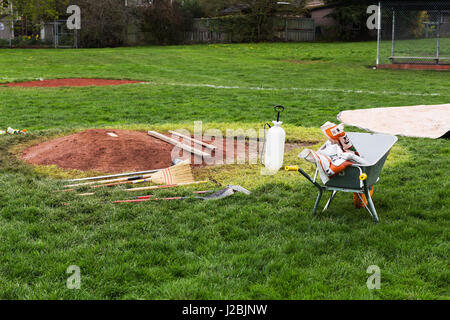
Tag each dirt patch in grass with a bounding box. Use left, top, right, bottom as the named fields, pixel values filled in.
left=20, top=129, right=315, bottom=174
left=281, top=59, right=326, bottom=65
left=5, top=78, right=142, bottom=88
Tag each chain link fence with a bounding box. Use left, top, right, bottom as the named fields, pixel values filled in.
left=379, top=1, right=450, bottom=65
left=42, top=20, right=78, bottom=48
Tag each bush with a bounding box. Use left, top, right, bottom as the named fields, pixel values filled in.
left=72, top=0, right=129, bottom=48
left=190, top=0, right=278, bottom=43
left=210, top=14, right=275, bottom=43
left=137, top=1, right=189, bottom=45
left=181, top=0, right=205, bottom=19
left=1, top=35, right=52, bottom=48
left=0, top=39, right=9, bottom=47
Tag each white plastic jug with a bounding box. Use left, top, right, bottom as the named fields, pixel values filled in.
left=264, top=121, right=286, bottom=171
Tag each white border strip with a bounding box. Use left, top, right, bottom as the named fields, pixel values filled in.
left=140, top=82, right=443, bottom=97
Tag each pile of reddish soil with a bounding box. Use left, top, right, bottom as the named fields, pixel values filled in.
left=5, top=78, right=142, bottom=88
left=21, top=130, right=173, bottom=173
left=21, top=129, right=313, bottom=173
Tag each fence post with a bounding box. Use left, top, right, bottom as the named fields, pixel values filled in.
left=376, top=1, right=382, bottom=66
left=391, top=9, right=395, bottom=57
left=9, top=19, right=13, bottom=48
left=436, top=11, right=441, bottom=64
left=207, top=18, right=211, bottom=43
left=284, top=18, right=288, bottom=41
left=53, top=21, right=57, bottom=48
left=8, top=3, right=13, bottom=48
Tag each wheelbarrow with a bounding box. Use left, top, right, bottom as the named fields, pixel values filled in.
left=286, top=132, right=398, bottom=222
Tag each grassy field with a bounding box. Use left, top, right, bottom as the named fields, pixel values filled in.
left=0, top=42, right=449, bottom=300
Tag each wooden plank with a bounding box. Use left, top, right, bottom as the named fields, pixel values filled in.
left=148, top=131, right=211, bottom=158
left=168, top=130, right=216, bottom=151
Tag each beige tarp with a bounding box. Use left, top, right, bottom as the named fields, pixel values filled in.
left=337, top=104, right=450, bottom=139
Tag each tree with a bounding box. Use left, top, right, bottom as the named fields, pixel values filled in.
left=180, top=0, right=206, bottom=18
left=5, top=0, right=68, bottom=22
left=71, top=0, right=130, bottom=47
left=323, top=0, right=375, bottom=40
left=138, top=0, right=188, bottom=45
left=1, top=1, right=11, bottom=19
left=197, top=0, right=232, bottom=17
left=1, top=0, right=68, bottom=36
left=196, top=0, right=279, bottom=42
left=238, top=0, right=278, bottom=40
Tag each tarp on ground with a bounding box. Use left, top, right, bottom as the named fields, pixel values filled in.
left=337, top=104, right=450, bottom=139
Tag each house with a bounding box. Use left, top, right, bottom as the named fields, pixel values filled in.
left=0, top=20, right=10, bottom=40
left=218, top=1, right=306, bottom=16
left=125, top=0, right=173, bottom=6
left=306, top=1, right=336, bottom=27
left=305, top=1, right=378, bottom=40
left=0, top=0, right=13, bottom=41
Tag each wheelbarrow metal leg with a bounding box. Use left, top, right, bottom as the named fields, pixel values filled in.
left=322, top=190, right=337, bottom=212
left=312, top=187, right=323, bottom=216
left=364, top=184, right=379, bottom=223
left=295, top=167, right=324, bottom=216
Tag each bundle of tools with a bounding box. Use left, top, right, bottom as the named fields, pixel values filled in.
left=60, top=131, right=252, bottom=201
left=61, top=160, right=207, bottom=194
left=0, top=127, right=27, bottom=135
left=113, top=185, right=251, bottom=204
left=61, top=159, right=251, bottom=202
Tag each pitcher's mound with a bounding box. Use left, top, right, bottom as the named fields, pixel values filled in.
left=5, top=78, right=142, bottom=88
left=21, top=130, right=174, bottom=173
left=21, top=129, right=312, bottom=174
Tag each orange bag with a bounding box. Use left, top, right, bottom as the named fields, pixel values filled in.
left=321, top=122, right=359, bottom=155
left=353, top=186, right=374, bottom=208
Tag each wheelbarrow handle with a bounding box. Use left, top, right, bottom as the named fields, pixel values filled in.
left=285, top=166, right=323, bottom=190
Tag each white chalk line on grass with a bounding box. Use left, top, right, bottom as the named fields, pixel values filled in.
left=140, top=82, right=444, bottom=97
left=0, top=78, right=444, bottom=97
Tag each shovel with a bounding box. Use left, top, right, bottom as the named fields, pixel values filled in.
left=114, top=185, right=250, bottom=203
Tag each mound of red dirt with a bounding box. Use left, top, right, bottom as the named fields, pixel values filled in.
left=21, top=130, right=173, bottom=173
left=20, top=129, right=312, bottom=174
left=5, top=78, right=142, bottom=88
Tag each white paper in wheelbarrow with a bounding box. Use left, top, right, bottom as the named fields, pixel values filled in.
left=299, top=122, right=368, bottom=184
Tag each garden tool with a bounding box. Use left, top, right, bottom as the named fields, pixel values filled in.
left=114, top=185, right=250, bottom=203
left=6, top=127, right=27, bottom=135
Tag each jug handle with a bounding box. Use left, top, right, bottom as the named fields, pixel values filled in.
left=274, top=105, right=285, bottom=122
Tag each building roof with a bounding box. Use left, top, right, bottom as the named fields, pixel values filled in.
left=305, top=1, right=337, bottom=11
left=305, top=1, right=326, bottom=9
left=381, top=1, right=450, bottom=10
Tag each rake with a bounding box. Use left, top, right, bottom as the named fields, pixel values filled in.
left=65, top=175, right=151, bottom=188
left=66, top=169, right=161, bottom=183
left=64, top=160, right=194, bottom=189
left=115, top=185, right=251, bottom=202
left=76, top=181, right=209, bottom=196
left=113, top=190, right=212, bottom=203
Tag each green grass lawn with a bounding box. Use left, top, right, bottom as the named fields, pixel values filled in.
left=0, top=43, right=448, bottom=299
